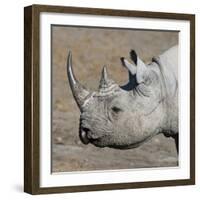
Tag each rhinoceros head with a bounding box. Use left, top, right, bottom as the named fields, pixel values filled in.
left=67, top=50, right=165, bottom=149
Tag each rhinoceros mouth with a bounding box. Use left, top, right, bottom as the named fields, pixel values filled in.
left=79, top=127, right=103, bottom=145
left=79, top=128, right=90, bottom=144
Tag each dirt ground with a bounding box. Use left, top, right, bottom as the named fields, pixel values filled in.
left=52, top=25, right=178, bottom=172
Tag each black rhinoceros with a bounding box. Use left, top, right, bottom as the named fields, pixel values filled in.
left=66, top=46, right=178, bottom=152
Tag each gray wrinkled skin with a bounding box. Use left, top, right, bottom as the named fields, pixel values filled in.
left=66, top=46, right=178, bottom=151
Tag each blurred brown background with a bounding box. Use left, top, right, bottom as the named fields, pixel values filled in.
left=52, top=25, right=178, bottom=172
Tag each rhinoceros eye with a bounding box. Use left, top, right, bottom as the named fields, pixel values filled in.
left=111, top=106, right=122, bottom=113
left=108, top=106, right=123, bottom=121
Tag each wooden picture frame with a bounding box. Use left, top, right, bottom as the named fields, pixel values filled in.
left=24, top=4, right=195, bottom=194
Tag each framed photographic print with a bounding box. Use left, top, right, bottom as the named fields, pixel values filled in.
left=24, top=4, right=195, bottom=194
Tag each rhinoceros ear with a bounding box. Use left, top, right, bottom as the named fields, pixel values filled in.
left=130, top=50, right=149, bottom=85
left=120, top=57, right=137, bottom=75
left=130, top=49, right=137, bottom=65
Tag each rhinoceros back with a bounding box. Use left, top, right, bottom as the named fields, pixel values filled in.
left=156, top=45, right=179, bottom=134
left=158, top=45, right=178, bottom=98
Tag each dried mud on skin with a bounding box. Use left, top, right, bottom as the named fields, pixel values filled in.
left=52, top=26, right=178, bottom=172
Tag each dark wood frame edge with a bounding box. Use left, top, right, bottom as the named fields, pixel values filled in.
left=24, top=4, right=195, bottom=195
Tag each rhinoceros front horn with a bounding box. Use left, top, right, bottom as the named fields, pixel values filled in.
left=67, top=51, right=91, bottom=110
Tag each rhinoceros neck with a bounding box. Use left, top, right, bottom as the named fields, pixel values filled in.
left=152, top=46, right=178, bottom=136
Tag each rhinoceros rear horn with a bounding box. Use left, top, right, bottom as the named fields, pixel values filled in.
left=98, top=66, right=119, bottom=95
left=67, top=51, right=91, bottom=110
left=99, top=66, right=109, bottom=89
